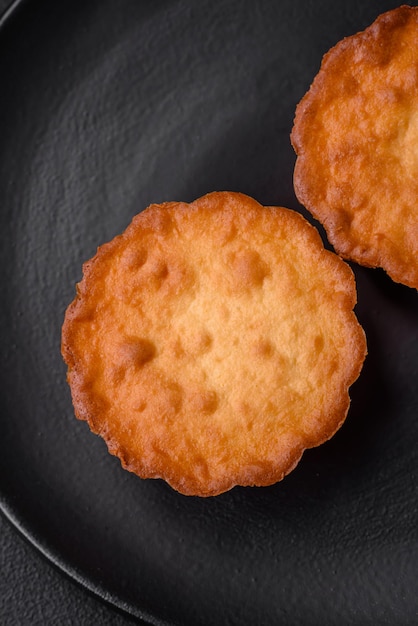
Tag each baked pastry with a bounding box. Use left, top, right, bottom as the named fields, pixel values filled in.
left=62, top=192, right=366, bottom=496
left=291, top=5, right=418, bottom=289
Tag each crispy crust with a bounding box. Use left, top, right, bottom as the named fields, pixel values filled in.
left=62, top=191, right=366, bottom=496
left=291, top=5, right=418, bottom=289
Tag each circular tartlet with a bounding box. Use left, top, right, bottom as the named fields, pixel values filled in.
left=291, top=5, right=418, bottom=289
left=62, top=192, right=366, bottom=496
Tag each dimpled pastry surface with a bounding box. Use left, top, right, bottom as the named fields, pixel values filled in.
left=291, top=5, right=418, bottom=289
left=62, top=192, right=366, bottom=496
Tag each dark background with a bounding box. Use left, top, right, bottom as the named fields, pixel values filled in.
left=0, top=2, right=152, bottom=625
left=0, top=513, right=144, bottom=625
left=1, top=1, right=417, bottom=625
left=0, top=1, right=147, bottom=619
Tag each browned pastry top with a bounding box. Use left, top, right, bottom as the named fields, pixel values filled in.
left=62, top=192, right=366, bottom=496
left=292, top=5, right=418, bottom=289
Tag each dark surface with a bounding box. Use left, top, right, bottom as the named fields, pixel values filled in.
left=0, top=1, right=417, bottom=625
left=0, top=1, right=144, bottom=623
left=0, top=512, right=144, bottom=625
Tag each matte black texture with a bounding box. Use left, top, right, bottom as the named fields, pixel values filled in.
left=0, top=1, right=417, bottom=625
left=0, top=512, right=144, bottom=625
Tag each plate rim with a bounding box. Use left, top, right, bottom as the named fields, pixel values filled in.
left=0, top=1, right=170, bottom=623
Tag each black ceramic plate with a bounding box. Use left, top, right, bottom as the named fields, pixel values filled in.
left=1, top=1, right=417, bottom=624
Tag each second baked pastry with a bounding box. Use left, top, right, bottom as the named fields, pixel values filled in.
left=292, top=5, right=418, bottom=289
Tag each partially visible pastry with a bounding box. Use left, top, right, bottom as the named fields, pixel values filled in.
left=292, top=5, right=418, bottom=289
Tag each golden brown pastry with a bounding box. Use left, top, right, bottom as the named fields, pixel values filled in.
left=62, top=192, right=366, bottom=496
left=291, top=5, right=418, bottom=289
